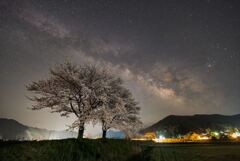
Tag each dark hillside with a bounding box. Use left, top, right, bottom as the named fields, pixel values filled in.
left=141, top=114, right=240, bottom=136
left=0, top=118, right=76, bottom=140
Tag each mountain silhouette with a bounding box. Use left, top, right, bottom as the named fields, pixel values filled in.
left=0, top=118, right=77, bottom=140
left=141, top=114, right=240, bottom=137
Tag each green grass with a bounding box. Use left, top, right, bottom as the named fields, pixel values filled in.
left=1, top=139, right=240, bottom=161
left=0, top=139, right=142, bottom=161
left=139, top=143, right=240, bottom=161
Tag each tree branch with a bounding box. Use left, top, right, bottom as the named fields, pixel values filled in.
left=70, top=100, right=79, bottom=117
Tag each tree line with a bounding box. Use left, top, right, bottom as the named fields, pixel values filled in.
left=27, top=62, right=142, bottom=139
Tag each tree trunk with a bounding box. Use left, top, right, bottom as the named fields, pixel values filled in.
left=77, top=122, right=84, bottom=139
left=102, top=120, right=107, bottom=139
left=102, top=129, right=107, bottom=139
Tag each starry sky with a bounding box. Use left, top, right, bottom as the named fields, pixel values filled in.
left=0, top=0, right=240, bottom=135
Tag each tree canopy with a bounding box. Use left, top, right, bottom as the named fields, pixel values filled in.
left=27, top=62, right=141, bottom=139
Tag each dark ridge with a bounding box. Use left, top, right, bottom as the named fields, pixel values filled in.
left=0, top=118, right=77, bottom=140
left=140, top=114, right=240, bottom=137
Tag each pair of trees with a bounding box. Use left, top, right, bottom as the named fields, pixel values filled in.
left=27, top=62, right=141, bottom=139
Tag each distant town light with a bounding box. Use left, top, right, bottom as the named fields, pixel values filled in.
left=159, top=135, right=165, bottom=140
left=198, top=136, right=209, bottom=140
left=152, top=135, right=165, bottom=143
left=231, top=132, right=240, bottom=139
left=213, top=132, right=219, bottom=136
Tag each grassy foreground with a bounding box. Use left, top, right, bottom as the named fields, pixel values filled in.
left=0, top=139, right=141, bottom=161
left=140, top=143, right=240, bottom=161
left=1, top=139, right=240, bottom=161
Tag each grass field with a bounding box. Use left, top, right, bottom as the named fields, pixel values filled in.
left=139, top=143, right=240, bottom=161
left=1, top=139, right=240, bottom=161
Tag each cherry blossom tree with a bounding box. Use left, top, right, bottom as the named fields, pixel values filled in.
left=27, top=62, right=113, bottom=139
left=27, top=61, right=142, bottom=139
left=94, top=82, right=142, bottom=138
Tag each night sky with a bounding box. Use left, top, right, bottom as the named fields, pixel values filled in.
left=0, top=0, right=240, bottom=135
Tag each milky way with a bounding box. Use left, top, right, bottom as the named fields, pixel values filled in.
left=0, top=0, right=240, bottom=134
